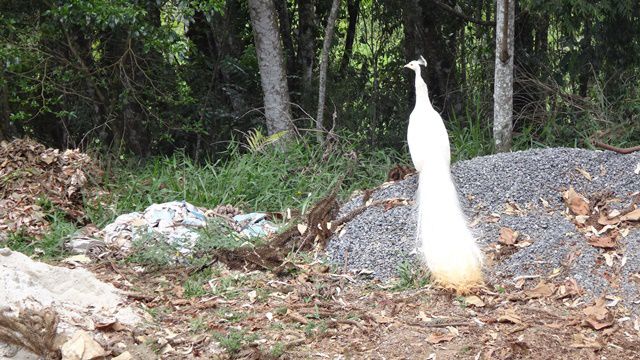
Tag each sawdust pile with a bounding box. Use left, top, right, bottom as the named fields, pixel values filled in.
left=0, top=138, right=104, bottom=239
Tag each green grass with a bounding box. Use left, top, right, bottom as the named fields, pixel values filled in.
left=213, top=329, right=258, bottom=354
left=87, top=137, right=402, bottom=228
left=6, top=209, right=76, bottom=259
left=392, top=260, right=430, bottom=290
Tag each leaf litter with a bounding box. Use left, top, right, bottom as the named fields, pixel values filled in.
left=2, top=143, right=640, bottom=358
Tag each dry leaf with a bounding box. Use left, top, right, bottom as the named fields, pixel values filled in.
left=498, top=227, right=518, bottom=245
left=373, top=313, right=394, bottom=324
left=247, top=290, right=257, bottom=303
left=426, top=332, right=456, bottom=344
left=587, top=232, right=618, bottom=249
left=583, top=297, right=614, bottom=330
left=576, top=167, right=592, bottom=181
left=418, top=311, right=430, bottom=322
left=575, top=215, right=590, bottom=224
left=465, top=295, right=485, bottom=307
left=504, top=202, right=523, bottom=215
left=621, top=208, right=640, bottom=221
left=597, top=212, right=620, bottom=226
left=571, top=333, right=602, bottom=349
left=563, top=186, right=590, bottom=216
left=95, top=320, right=126, bottom=332
left=539, top=197, right=550, bottom=208
left=498, top=309, right=523, bottom=324
left=524, top=281, right=556, bottom=299
left=297, top=224, right=308, bottom=235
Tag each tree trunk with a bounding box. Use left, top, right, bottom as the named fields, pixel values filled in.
left=274, top=0, right=297, bottom=76
left=339, top=0, right=360, bottom=74
left=248, top=0, right=293, bottom=136
left=316, top=0, right=341, bottom=144
left=297, top=0, right=317, bottom=111
left=0, top=67, right=16, bottom=140
left=493, top=0, right=515, bottom=152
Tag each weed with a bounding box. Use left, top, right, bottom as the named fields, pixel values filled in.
left=214, top=329, right=257, bottom=354
left=189, top=317, right=207, bottom=333
left=270, top=342, right=285, bottom=358
left=393, top=260, right=430, bottom=290
left=5, top=210, right=75, bottom=259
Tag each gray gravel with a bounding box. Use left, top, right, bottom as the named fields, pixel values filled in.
left=326, top=148, right=640, bottom=306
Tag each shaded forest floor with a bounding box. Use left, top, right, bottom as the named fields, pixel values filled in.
left=87, top=256, right=640, bottom=359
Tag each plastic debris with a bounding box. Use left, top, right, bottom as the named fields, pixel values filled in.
left=233, top=213, right=279, bottom=238
left=68, top=201, right=281, bottom=257
left=99, top=201, right=207, bottom=255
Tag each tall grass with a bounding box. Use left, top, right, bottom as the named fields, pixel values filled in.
left=87, top=137, right=405, bottom=227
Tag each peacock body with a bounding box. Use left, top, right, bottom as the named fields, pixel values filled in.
left=405, top=56, right=483, bottom=292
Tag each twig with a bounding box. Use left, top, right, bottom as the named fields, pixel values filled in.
left=591, top=139, right=640, bottom=154
left=405, top=320, right=472, bottom=328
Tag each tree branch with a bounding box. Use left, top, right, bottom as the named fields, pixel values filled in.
left=428, top=0, right=495, bottom=27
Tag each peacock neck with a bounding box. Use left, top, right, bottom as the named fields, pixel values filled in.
left=413, top=69, right=433, bottom=110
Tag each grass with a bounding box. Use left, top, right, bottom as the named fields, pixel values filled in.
left=393, top=260, right=430, bottom=290
left=85, top=136, right=403, bottom=228
left=6, top=208, right=76, bottom=259
left=213, top=329, right=258, bottom=354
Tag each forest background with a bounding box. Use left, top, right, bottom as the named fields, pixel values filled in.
left=1, top=0, right=640, bottom=215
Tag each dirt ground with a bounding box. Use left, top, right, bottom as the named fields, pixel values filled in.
left=88, top=257, right=640, bottom=360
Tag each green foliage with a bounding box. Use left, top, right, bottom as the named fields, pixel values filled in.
left=393, top=260, right=430, bottom=290
left=5, top=208, right=75, bottom=259
left=270, top=342, right=285, bottom=358
left=213, top=329, right=257, bottom=354
left=87, top=136, right=401, bottom=227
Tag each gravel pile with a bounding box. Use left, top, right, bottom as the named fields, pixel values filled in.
left=327, top=148, right=640, bottom=306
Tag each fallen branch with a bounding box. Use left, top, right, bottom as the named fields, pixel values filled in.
left=591, top=139, right=640, bottom=154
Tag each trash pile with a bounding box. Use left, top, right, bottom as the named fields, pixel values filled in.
left=0, top=138, right=103, bottom=239
left=66, top=201, right=281, bottom=259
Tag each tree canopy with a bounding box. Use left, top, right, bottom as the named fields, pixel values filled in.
left=1, top=0, right=639, bottom=158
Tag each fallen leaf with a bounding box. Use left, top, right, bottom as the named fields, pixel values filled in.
left=465, top=295, right=485, bottom=307
left=498, top=309, right=523, bottom=324
left=418, top=311, right=430, bottom=322
left=524, top=281, right=556, bottom=299
left=563, top=186, right=590, bottom=216
left=426, top=332, right=456, bottom=344
left=247, top=290, right=257, bottom=303
left=587, top=232, right=618, bottom=249
left=446, top=326, right=459, bottom=336
left=373, top=313, right=394, bottom=324
left=571, top=333, right=602, bottom=349
left=576, top=167, right=592, bottom=181
left=498, top=227, right=519, bottom=245
left=621, top=208, right=640, bottom=221
left=603, top=253, right=614, bottom=267
left=504, top=202, right=523, bottom=215
left=95, top=320, right=126, bottom=332
left=583, top=297, right=614, bottom=330
left=297, top=224, right=308, bottom=235
left=597, top=212, right=620, bottom=226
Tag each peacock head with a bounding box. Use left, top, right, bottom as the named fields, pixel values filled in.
left=404, top=56, right=427, bottom=72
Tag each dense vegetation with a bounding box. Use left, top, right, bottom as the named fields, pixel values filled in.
left=1, top=0, right=638, bottom=159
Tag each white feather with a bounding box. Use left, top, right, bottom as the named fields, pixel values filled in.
left=405, top=57, right=483, bottom=292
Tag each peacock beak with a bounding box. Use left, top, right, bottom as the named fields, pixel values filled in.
left=403, top=64, right=410, bottom=69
